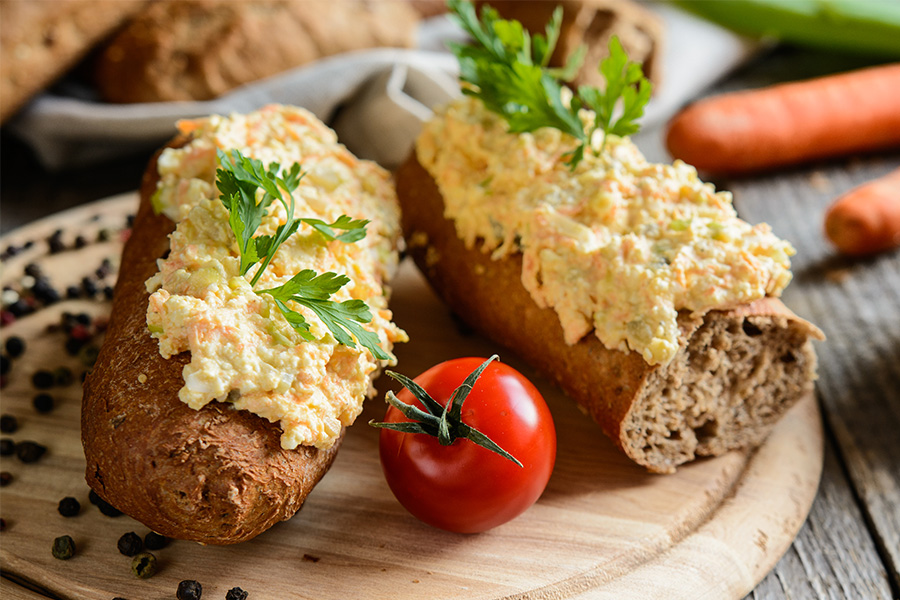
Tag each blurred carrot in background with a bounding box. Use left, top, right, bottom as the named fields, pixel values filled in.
left=825, top=168, right=900, bottom=257
left=664, top=63, right=900, bottom=177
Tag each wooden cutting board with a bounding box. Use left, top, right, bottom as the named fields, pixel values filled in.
left=0, top=194, right=823, bottom=599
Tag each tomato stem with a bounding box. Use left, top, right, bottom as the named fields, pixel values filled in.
left=370, top=355, right=523, bottom=467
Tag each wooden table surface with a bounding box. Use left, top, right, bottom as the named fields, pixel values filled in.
left=1, top=47, right=898, bottom=599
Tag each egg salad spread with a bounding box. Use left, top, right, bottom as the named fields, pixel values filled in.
left=145, top=105, right=407, bottom=450
left=417, top=97, right=794, bottom=366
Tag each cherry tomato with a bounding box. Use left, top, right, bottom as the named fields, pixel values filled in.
left=377, top=357, right=556, bottom=533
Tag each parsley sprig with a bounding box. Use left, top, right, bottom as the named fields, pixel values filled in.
left=447, top=0, right=652, bottom=168
left=216, top=149, right=389, bottom=360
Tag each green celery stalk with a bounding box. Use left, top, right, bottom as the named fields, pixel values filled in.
left=671, top=0, right=900, bottom=59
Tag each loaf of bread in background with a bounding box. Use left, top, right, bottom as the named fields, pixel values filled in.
left=0, top=0, right=148, bottom=122
left=93, top=0, right=420, bottom=104
left=396, top=155, right=823, bottom=474
left=477, top=0, right=664, bottom=91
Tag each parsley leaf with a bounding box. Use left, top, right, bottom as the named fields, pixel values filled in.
left=258, top=270, right=390, bottom=361
left=447, top=0, right=652, bottom=168
left=215, top=148, right=388, bottom=360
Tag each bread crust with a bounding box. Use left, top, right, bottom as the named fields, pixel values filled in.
left=396, top=155, right=822, bottom=473
left=82, top=140, right=342, bottom=544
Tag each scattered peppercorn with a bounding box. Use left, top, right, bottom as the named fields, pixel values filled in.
left=131, top=552, right=157, bottom=579
left=176, top=580, right=202, bottom=600
left=33, top=393, right=54, bottom=413
left=127, top=214, right=135, bottom=228
left=74, top=235, right=88, bottom=249
left=96, top=259, right=113, bottom=279
left=75, top=313, right=91, bottom=326
left=32, top=370, right=55, bottom=389
left=32, top=278, right=61, bottom=305
left=1, top=472, right=12, bottom=487
left=57, top=496, right=81, bottom=517
left=53, top=367, right=74, bottom=387
left=90, top=490, right=123, bottom=517
left=0, top=414, right=18, bottom=433
left=16, top=440, right=47, bottom=463
left=0, top=355, right=10, bottom=376
left=5, top=336, right=25, bottom=358
left=69, top=324, right=92, bottom=341
left=144, top=531, right=169, bottom=550
left=48, top=231, right=66, bottom=254
left=81, top=277, right=98, bottom=297
left=8, top=299, right=33, bottom=317
left=1, top=310, right=15, bottom=326
left=0, top=518, right=6, bottom=531
left=52, top=535, right=76, bottom=559
left=0, top=438, right=14, bottom=456
left=226, top=587, right=248, bottom=600
left=23, top=263, right=43, bottom=278
left=97, top=228, right=111, bottom=242
left=117, top=531, right=143, bottom=556
left=104, top=286, right=115, bottom=300
left=65, top=337, right=86, bottom=356
left=66, top=286, right=81, bottom=300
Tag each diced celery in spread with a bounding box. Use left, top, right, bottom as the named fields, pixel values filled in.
left=145, top=105, right=407, bottom=450
left=417, top=97, right=794, bottom=366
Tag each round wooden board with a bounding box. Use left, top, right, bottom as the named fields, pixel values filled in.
left=0, top=195, right=823, bottom=599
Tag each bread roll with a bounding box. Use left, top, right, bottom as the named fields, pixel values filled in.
left=93, top=0, right=420, bottom=103
left=83, top=106, right=405, bottom=543
left=396, top=154, right=823, bottom=474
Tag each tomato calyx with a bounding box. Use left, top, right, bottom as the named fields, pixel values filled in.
left=370, top=355, right=523, bottom=467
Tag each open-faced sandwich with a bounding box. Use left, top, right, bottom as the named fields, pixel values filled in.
left=396, top=1, right=823, bottom=474
left=82, top=105, right=407, bottom=544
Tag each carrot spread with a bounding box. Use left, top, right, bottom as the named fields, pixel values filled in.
left=417, top=97, right=794, bottom=366
left=145, top=105, right=406, bottom=450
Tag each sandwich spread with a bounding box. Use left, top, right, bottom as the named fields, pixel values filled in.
left=417, top=96, right=795, bottom=365
left=145, top=105, right=407, bottom=450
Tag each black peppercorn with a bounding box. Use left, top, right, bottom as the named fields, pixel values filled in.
left=57, top=497, right=81, bottom=517
left=89, top=490, right=123, bottom=517
left=0, top=355, right=10, bottom=376
left=24, top=263, right=43, bottom=278
left=103, top=286, right=115, bottom=300
left=131, top=552, right=157, bottom=579
left=0, top=414, right=18, bottom=433
left=15, top=440, right=47, bottom=463
left=52, top=535, right=76, bottom=559
left=65, top=337, right=86, bottom=356
left=81, top=277, right=98, bottom=297
left=66, top=286, right=82, bottom=299
left=75, top=313, right=91, bottom=326
left=48, top=231, right=66, bottom=254
left=117, top=531, right=143, bottom=556
left=176, top=580, right=202, bottom=600
left=74, top=235, right=88, bottom=249
left=5, top=336, right=25, bottom=358
left=0, top=472, right=12, bottom=486
left=144, top=531, right=169, bottom=550
left=53, top=367, right=74, bottom=386
left=97, top=228, right=111, bottom=242
left=8, top=299, right=32, bottom=317
left=0, top=438, right=14, bottom=456
left=33, top=393, right=54, bottom=413
left=78, top=345, right=100, bottom=367
left=32, top=278, right=60, bottom=305
left=32, top=370, right=55, bottom=389
left=226, top=587, right=248, bottom=600
left=0, top=518, right=6, bottom=531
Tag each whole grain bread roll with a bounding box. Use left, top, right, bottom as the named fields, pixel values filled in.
left=396, top=155, right=823, bottom=474
left=81, top=140, right=342, bottom=544
left=0, top=0, right=148, bottom=122
left=93, top=0, right=420, bottom=104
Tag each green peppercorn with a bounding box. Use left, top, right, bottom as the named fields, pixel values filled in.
left=117, top=531, right=142, bottom=556
left=176, top=580, right=202, bottom=600
left=52, top=535, right=76, bottom=559
left=130, top=552, right=157, bottom=579
left=226, top=587, right=249, bottom=600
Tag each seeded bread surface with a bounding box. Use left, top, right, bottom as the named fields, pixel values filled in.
left=396, top=155, right=822, bottom=474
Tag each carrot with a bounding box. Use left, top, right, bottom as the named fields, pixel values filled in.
left=665, top=63, right=900, bottom=176
left=824, top=167, right=900, bottom=257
